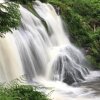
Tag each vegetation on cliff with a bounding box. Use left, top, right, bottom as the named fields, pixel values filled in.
left=49, top=0, right=100, bottom=68
left=0, top=2, right=21, bottom=37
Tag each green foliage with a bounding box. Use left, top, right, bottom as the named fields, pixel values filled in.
left=40, top=0, right=48, bottom=3
left=0, top=2, right=21, bottom=37
left=49, top=0, right=100, bottom=68
left=10, top=0, right=47, bottom=4
left=0, top=85, right=50, bottom=100
left=10, top=0, right=33, bottom=4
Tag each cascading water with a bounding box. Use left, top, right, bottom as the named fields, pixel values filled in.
left=0, top=0, right=100, bottom=100
left=0, top=0, right=89, bottom=84
left=33, top=1, right=89, bottom=84
left=0, top=0, right=4, bottom=3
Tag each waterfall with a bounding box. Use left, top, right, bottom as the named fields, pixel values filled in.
left=33, top=1, right=89, bottom=85
left=0, top=0, right=89, bottom=85
left=2, top=1, right=100, bottom=100
left=0, top=0, right=4, bottom=3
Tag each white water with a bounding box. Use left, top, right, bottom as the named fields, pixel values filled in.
left=33, top=0, right=89, bottom=84
left=0, top=0, right=4, bottom=3
left=0, top=0, right=100, bottom=100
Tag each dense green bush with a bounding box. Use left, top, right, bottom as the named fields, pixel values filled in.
left=0, top=2, right=21, bottom=37
left=0, top=85, right=50, bottom=100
